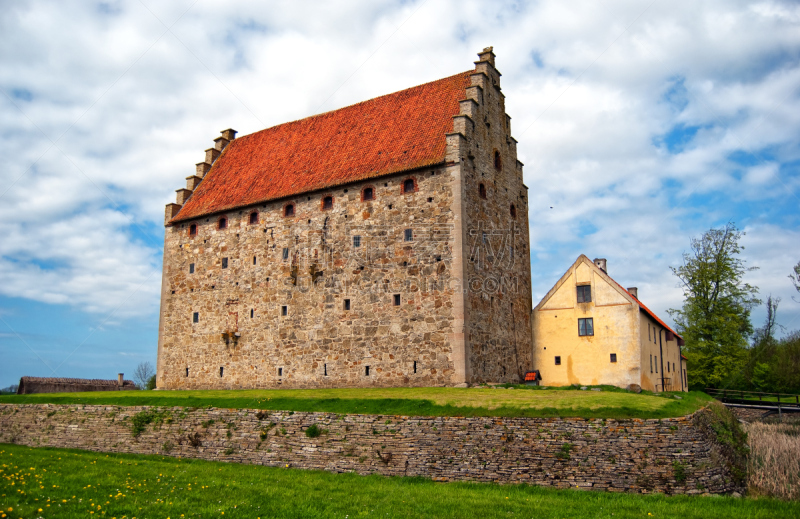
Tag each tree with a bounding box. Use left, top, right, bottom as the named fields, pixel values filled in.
left=791, top=260, right=800, bottom=299
left=133, top=361, right=156, bottom=389
left=668, top=223, right=760, bottom=389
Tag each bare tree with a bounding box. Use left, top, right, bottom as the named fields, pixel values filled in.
left=133, top=361, right=155, bottom=389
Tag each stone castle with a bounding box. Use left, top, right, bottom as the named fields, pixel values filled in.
left=156, top=48, right=532, bottom=389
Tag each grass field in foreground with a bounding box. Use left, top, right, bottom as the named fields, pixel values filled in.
left=0, top=386, right=712, bottom=419
left=1, top=444, right=796, bottom=519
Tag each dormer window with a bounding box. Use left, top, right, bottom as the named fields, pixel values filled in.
left=284, top=204, right=295, bottom=217
left=189, top=223, right=197, bottom=236
left=322, top=196, right=333, bottom=210
left=249, top=211, right=259, bottom=224
left=479, top=183, right=487, bottom=199
left=218, top=217, right=227, bottom=230
left=402, top=178, right=415, bottom=194
left=362, top=187, right=374, bottom=201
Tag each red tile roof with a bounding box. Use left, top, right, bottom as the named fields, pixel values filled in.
left=171, top=70, right=473, bottom=223
left=608, top=278, right=683, bottom=340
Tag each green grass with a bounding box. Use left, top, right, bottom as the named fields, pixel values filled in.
left=1, top=443, right=797, bottom=519
left=0, top=386, right=713, bottom=419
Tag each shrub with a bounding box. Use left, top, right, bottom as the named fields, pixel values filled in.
left=305, top=424, right=322, bottom=438
left=673, top=461, right=687, bottom=483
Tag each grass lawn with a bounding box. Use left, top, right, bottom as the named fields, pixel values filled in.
left=1, top=443, right=796, bottom=519
left=0, top=386, right=712, bottom=419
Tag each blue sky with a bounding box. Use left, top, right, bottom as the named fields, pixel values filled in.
left=1, top=0, right=799, bottom=388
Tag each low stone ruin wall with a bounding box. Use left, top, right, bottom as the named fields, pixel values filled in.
left=0, top=404, right=743, bottom=495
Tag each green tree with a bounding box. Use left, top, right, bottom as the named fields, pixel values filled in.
left=791, top=260, right=800, bottom=298
left=668, top=223, right=760, bottom=389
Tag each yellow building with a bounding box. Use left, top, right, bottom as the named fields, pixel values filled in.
left=531, top=255, right=687, bottom=392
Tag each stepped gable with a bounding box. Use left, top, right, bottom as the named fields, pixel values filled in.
left=171, top=70, right=473, bottom=223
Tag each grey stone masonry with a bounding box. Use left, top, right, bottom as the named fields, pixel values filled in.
left=0, top=404, right=743, bottom=495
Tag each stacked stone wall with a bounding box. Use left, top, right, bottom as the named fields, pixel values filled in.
left=0, top=404, right=742, bottom=495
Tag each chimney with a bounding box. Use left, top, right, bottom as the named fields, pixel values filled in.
left=593, top=258, right=607, bottom=273
left=117, top=373, right=124, bottom=387
left=627, top=287, right=638, bottom=299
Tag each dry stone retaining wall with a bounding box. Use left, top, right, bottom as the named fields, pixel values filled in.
left=0, top=404, right=742, bottom=495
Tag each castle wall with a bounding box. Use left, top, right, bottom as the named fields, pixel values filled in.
left=158, top=168, right=461, bottom=389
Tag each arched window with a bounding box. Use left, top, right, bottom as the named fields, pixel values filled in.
left=284, top=204, right=295, bottom=217
left=362, top=186, right=374, bottom=201
left=402, top=178, right=415, bottom=194
left=189, top=223, right=197, bottom=236
left=494, top=150, right=502, bottom=171
left=510, top=204, right=517, bottom=218
left=322, top=196, right=333, bottom=210
left=249, top=211, right=258, bottom=225
left=218, top=217, right=227, bottom=230
left=479, top=183, right=487, bottom=199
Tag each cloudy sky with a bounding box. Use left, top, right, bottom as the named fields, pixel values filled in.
left=1, top=0, right=799, bottom=388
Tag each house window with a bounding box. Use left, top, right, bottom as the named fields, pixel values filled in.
left=404, top=229, right=413, bottom=242
left=192, top=312, right=199, bottom=323
left=578, top=317, right=594, bottom=336
left=189, top=263, right=195, bottom=274
left=510, top=204, right=517, bottom=218
left=344, top=299, right=351, bottom=311
left=322, top=196, right=333, bottom=210
left=281, top=305, right=288, bottom=316
left=282, top=248, right=289, bottom=261
left=555, top=356, right=561, bottom=366
left=650, top=355, right=653, bottom=373
left=218, top=217, right=227, bottom=230
left=353, top=235, right=361, bottom=248
left=479, top=183, right=487, bottom=199
left=189, top=223, right=197, bottom=236
left=362, top=187, right=374, bottom=201
left=284, top=204, right=295, bottom=217
left=494, top=150, right=502, bottom=171
left=577, top=285, right=591, bottom=303
left=655, top=356, right=658, bottom=373
left=402, top=178, right=415, bottom=193
left=222, top=257, right=228, bottom=269
left=667, top=362, right=671, bottom=373
left=610, top=353, right=617, bottom=363
left=393, top=294, right=401, bottom=306
left=249, top=211, right=258, bottom=224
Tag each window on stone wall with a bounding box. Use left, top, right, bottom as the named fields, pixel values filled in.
left=322, top=196, right=333, bottom=210
left=578, top=317, right=594, bottom=336
left=218, top=217, right=227, bottom=230
left=185, top=367, right=189, bottom=377
left=222, top=257, right=228, bottom=269
left=393, top=294, right=401, bottom=306
left=610, top=353, right=617, bottom=363
left=192, top=312, right=199, bottom=323
left=281, top=305, right=288, bottom=316
left=278, top=367, right=283, bottom=377
left=494, top=150, right=502, bottom=171
left=555, top=356, right=561, bottom=365
left=404, top=228, right=413, bottom=242
left=344, top=299, right=351, bottom=311
left=249, top=211, right=258, bottom=224
left=353, top=235, right=361, bottom=248
left=219, top=367, right=224, bottom=377
left=189, top=223, right=197, bottom=236
left=253, top=256, right=257, bottom=265
left=250, top=308, right=254, bottom=318
left=189, top=263, right=195, bottom=274
left=577, top=285, right=591, bottom=303
left=413, top=361, right=417, bottom=374
left=403, top=178, right=415, bottom=193
left=365, top=365, right=370, bottom=376
left=284, top=204, right=295, bottom=217
left=324, top=364, right=328, bottom=376
left=282, top=248, right=289, bottom=261
left=362, top=187, right=374, bottom=201
left=510, top=204, right=516, bottom=218
left=479, top=183, right=487, bottom=199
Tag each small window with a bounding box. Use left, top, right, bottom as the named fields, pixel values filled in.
left=393, top=294, right=401, bottom=306
left=189, top=223, right=197, bottom=236
left=413, top=361, right=417, bottom=374
left=185, top=367, right=189, bottom=377
left=578, top=317, right=594, bottom=336
left=494, top=150, right=502, bottom=171
left=610, top=353, right=617, bottom=363
left=281, top=305, right=288, bottom=316
left=322, top=196, right=333, bottom=210
left=510, top=204, right=517, bottom=218
left=650, top=355, right=653, bottom=373
left=218, top=217, right=227, bottom=230
left=192, top=312, right=199, bottom=323
left=667, top=362, right=671, bottom=373
left=362, top=187, right=374, bottom=201
left=344, top=299, right=351, bottom=311
left=219, top=367, right=224, bottom=377
left=655, top=356, right=658, bottom=373
left=222, top=257, right=228, bottom=269
left=403, top=178, right=415, bottom=193
left=253, top=256, right=257, bottom=265
left=324, top=364, right=328, bottom=376
left=353, top=235, right=361, bottom=248
left=479, top=183, right=487, bottom=199
left=365, top=365, right=370, bottom=376
left=249, top=211, right=258, bottom=224
left=282, top=248, right=289, bottom=260
left=284, top=204, right=295, bottom=217
left=577, top=285, right=591, bottom=303
left=404, top=229, right=413, bottom=242
left=250, top=308, right=254, bottom=318
left=555, top=356, right=561, bottom=366
left=189, top=263, right=195, bottom=274
left=278, top=367, right=283, bottom=377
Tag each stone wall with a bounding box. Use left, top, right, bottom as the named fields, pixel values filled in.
left=0, top=404, right=743, bottom=495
